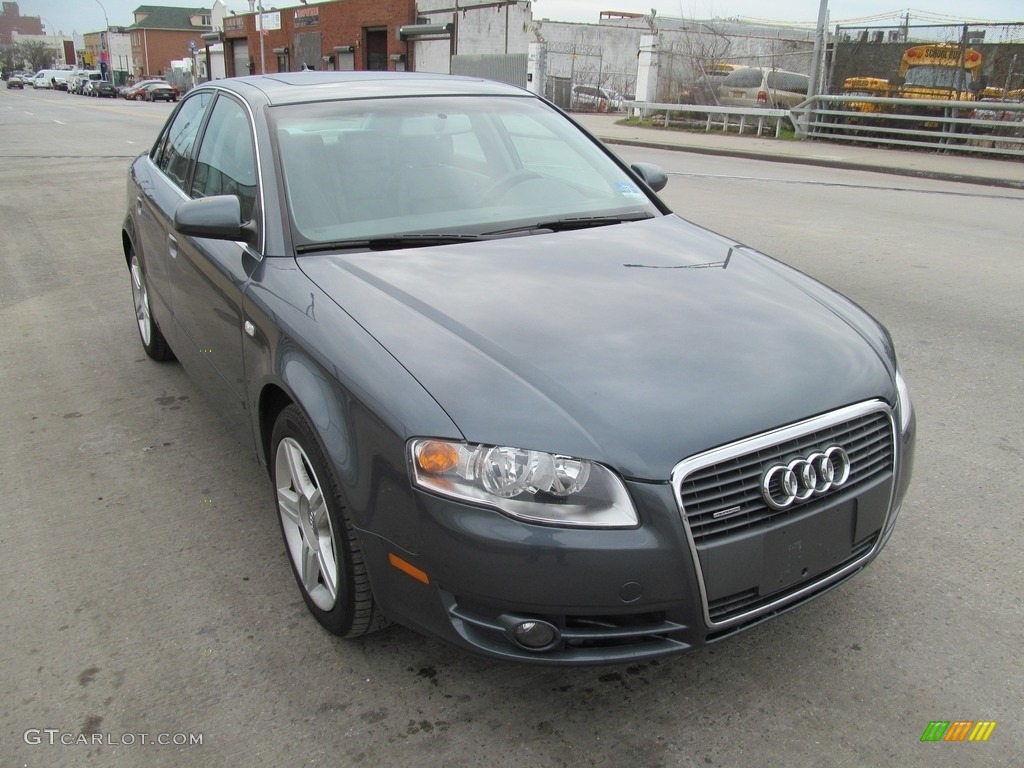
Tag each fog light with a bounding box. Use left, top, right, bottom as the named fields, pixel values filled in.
left=510, top=619, right=560, bottom=651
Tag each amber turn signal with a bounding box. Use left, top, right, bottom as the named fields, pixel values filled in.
left=415, top=440, right=459, bottom=474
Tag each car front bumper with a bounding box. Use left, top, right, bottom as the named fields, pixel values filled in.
left=359, top=401, right=915, bottom=664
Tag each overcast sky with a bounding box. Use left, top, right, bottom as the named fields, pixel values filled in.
left=21, top=0, right=1024, bottom=37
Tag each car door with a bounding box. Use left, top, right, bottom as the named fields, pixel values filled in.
left=168, top=92, right=260, bottom=425
left=134, top=92, right=213, bottom=343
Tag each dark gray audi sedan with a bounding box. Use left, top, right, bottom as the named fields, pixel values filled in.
left=122, top=72, right=915, bottom=664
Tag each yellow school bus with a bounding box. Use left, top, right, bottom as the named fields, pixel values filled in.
left=898, top=44, right=982, bottom=101
left=841, top=76, right=894, bottom=115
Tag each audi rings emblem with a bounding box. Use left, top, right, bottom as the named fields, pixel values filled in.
left=761, top=446, right=851, bottom=510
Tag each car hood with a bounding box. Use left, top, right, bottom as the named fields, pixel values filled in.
left=298, top=216, right=895, bottom=480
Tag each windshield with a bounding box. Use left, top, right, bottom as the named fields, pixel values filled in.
left=270, top=95, right=660, bottom=247
left=904, top=65, right=974, bottom=89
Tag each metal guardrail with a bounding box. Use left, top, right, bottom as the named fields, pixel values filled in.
left=628, top=101, right=791, bottom=138
left=628, top=96, right=1024, bottom=159
left=791, top=95, right=1024, bottom=159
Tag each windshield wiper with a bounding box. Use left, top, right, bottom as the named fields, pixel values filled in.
left=296, top=233, right=481, bottom=255
left=485, top=212, right=654, bottom=236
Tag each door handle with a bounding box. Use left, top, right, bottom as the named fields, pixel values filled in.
left=167, top=233, right=178, bottom=259
left=136, top=195, right=143, bottom=215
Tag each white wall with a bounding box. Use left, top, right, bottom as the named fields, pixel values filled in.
left=411, top=4, right=816, bottom=100
left=414, top=0, right=533, bottom=74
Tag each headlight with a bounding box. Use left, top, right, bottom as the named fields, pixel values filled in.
left=895, top=368, right=913, bottom=433
left=409, top=439, right=638, bottom=528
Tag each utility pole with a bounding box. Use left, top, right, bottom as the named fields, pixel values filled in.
left=257, top=2, right=266, bottom=75
left=808, top=0, right=828, bottom=97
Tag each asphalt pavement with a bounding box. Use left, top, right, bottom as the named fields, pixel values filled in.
left=573, top=113, right=1024, bottom=189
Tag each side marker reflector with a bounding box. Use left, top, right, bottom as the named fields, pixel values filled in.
left=388, top=553, right=430, bottom=584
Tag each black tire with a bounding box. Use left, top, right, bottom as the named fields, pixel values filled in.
left=128, top=250, right=173, bottom=361
left=271, top=404, right=387, bottom=638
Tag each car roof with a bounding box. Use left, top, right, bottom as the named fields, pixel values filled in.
left=195, top=71, right=532, bottom=106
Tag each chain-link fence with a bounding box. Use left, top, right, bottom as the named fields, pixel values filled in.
left=653, top=22, right=816, bottom=107
left=542, top=41, right=636, bottom=113
left=829, top=22, right=1024, bottom=95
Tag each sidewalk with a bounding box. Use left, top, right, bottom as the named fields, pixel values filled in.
left=573, top=113, right=1024, bottom=190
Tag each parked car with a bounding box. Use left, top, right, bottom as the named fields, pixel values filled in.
left=124, top=79, right=178, bottom=101
left=32, top=69, right=70, bottom=89
left=68, top=70, right=102, bottom=94
left=91, top=80, right=118, bottom=98
left=122, top=72, right=914, bottom=664
left=686, top=63, right=752, bottom=105
left=6, top=74, right=24, bottom=89
left=571, top=84, right=624, bottom=112
left=717, top=67, right=810, bottom=109
left=143, top=82, right=177, bottom=102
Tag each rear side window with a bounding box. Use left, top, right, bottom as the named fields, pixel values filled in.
left=153, top=92, right=213, bottom=190
left=721, top=68, right=764, bottom=89
left=767, top=71, right=809, bottom=94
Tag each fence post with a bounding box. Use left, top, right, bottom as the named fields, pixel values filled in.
left=633, top=33, right=659, bottom=119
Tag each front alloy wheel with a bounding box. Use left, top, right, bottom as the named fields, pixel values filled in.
left=276, top=435, right=339, bottom=611
left=271, top=405, right=387, bottom=637
left=128, top=251, right=172, bottom=361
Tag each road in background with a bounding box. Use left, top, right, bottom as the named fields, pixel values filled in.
left=1, top=88, right=1022, bottom=767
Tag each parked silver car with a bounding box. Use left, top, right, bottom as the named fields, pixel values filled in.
left=571, top=84, right=624, bottom=112
left=718, top=67, right=810, bottom=109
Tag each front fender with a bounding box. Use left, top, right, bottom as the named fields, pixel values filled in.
left=242, top=257, right=461, bottom=554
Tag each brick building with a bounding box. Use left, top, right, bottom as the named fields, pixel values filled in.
left=0, top=1, right=43, bottom=46
left=127, top=5, right=213, bottom=78
left=220, top=0, right=415, bottom=78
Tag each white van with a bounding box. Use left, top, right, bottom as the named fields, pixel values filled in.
left=32, top=69, right=71, bottom=90
left=717, top=68, right=810, bottom=109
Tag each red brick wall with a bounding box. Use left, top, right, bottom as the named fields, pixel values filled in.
left=222, top=0, right=415, bottom=77
left=130, top=29, right=204, bottom=78
left=0, top=3, right=44, bottom=47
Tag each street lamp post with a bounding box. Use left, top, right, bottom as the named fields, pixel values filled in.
left=39, top=18, right=61, bottom=68
left=94, top=0, right=112, bottom=83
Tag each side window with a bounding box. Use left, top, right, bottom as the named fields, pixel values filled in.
left=725, top=69, right=764, bottom=89
left=191, top=96, right=257, bottom=221
left=769, top=72, right=808, bottom=95
left=450, top=129, right=486, bottom=165
left=154, top=92, right=212, bottom=190
left=498, top=113, right=606, bottom=192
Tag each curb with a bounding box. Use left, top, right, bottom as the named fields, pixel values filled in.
left=596, top=136, right=1024, bottom=192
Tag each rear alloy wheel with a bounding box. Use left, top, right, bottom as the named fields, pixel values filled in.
left=271, top=405, right=387, bottom=637
left=128, top=251, right=173, bottom=361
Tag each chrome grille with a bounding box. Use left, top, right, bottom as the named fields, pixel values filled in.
left=676, top=407, right=895, bottom=545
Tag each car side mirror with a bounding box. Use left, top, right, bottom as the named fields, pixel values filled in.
left=174, top=195, right=257, bottom=247
left=631, top=162, right=669, bottom=193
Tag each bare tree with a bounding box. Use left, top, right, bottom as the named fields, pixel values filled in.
left=658, top=20, right=733, bottom=105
